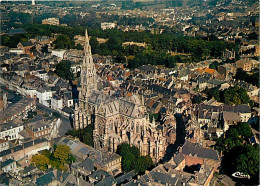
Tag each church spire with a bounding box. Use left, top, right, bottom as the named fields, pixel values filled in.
left=84, top=28, right=91, bottom=56
left=79, top=28, right=97, bottom=102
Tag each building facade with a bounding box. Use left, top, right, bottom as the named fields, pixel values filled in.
left=74, top=29, right=167, bottom=162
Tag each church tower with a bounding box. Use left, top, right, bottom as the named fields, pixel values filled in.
left=79, top=28, right=97, bottom=103
left=74, top=28, right=97, bottom=129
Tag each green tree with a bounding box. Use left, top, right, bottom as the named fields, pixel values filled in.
left=54, top=34, right=74, bottom=49
left=222, top=85, right=249, bottom=105
left=134, top=155, right=153, bottom=174
left=55, top=60, right=74, bottom=81
left=117, top=143, right=153, bottom=173
left=32, top=154, right=50, bottom=170
left=235, top=145, right=259, bottom=178
left=235, top=68, right=248, bottom=81
left=54, top=145, right=71, bottom=164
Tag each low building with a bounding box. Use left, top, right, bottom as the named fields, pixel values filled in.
left=0, top=120, right=24, bottom=141
left=58, top=137, right=122, bottom=176
left=42, top=18, right=59, bottom=26
left=1, top=159, right=17, bottom=173
left=235, top=58, right=252, bottom=71
left=101, top=22, right=116, bottom=30
left=36, top=87, right=52, bottom=107
left=0, top=97, right=36, bottom=123
left=51, top=95, right=63, bottom=110
left=0, top=139, right=9, bottom=152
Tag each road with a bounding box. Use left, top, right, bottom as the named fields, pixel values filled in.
left=36, top=103, right=73, bottom=137
left=162, top=113, right=186, bottom=162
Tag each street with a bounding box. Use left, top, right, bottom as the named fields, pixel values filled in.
left=36, top=103, right=73, bottom=137
left=162, top=113, right=186, bottom=162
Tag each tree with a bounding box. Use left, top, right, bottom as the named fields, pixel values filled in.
left=54, top=34, right=74, bottom=49
left=117, top=143, right=153, bottom=173
left=215, top=122, right=258, bottom=183
left=235, top=68, right=248, bottom=81
left=134, top=155, right=153, bottom=174
left=54, top=145, right=71, bottom=164
left=222, top=85, right=249, bottom=105
left=32, top=154, right=50, bottom=170
left=55, top=60, right=74, bottom=81
left=237, top=122, right=252, bottom=139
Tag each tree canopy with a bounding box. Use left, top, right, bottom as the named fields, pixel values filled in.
left=55, top=60, right=74, bottom=81
left=117, top=143, right=153, bottom=174
left=215, top=122, right=259, bottom=183
left=13, top=24, right=238, bottom=68
left=203, top=85, right=250, bottom=105
left=32, top=154, right=50, bottom=170
left=54, top=145, right=71, bottom=164
left=235, top=68, right=259, bottom=88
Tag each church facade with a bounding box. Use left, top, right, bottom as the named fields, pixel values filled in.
left=74, top=29, right=167, bottom=163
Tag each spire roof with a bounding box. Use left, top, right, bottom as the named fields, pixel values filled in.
left=84, top=28, right=91, bottom=56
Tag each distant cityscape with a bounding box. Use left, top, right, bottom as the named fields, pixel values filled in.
left=0, top=0, right=259, bottom=186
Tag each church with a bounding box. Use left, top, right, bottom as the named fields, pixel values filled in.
left=74, top=29, right=167, bottom=163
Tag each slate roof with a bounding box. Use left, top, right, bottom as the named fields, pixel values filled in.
left=89, top=170, right=110, bottom=181
left=78, top=158, right=94, bottom=172
left=182, top=141, right=219, bottom=161
left=95, top=175, right=116, bottom=186
left=1, top=159, right=15, bottom=168
left=62, top=106, right=74, bottom=114
left=115, top=170, right=136, bottom=185
left=149, top=170, right=178, bottom=185
left=36, top=171, right=55, bottom=186
left=172, top=153, right=185, bottom=166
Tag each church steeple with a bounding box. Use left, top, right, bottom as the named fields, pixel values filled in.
left=79, top=28, right=97, bottom=103
left=84, top=29, right=91, bottom=56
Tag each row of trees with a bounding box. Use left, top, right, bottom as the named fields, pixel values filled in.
left=203, top=85, right=251, bottom=105
left=117, top=143, right=153, bottom=174
left=14, top=24, right=238, bottom=68
left=32, top=144, right=75, bottom=170
left=215, top=122, right=259, bottom=183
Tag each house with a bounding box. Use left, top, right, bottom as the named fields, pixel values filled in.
left=1, top=159, right=17, bottom=173
left=25, top=120, right=51, bottom=139
left=180, top=141, right=220, bottom=170
left=36, top=87, right=52, bottom=107
left=35, top=70, right=48, bottom=81
left=51, top=95, right=63, bottom=110
left=0, top=139, right=9, bottom=152
left=0, top=120, right=24, bottom=141
left=71, top=158, right=95, bottom=182
left=17, top=41, right=34, bottom=54
left=36, top=169, right=77, bottom=186
left=222, top=112, right=242, bottom=131
left=101, top=22, right=116, bottom=30
left=51, top=49, right=66, bottom=59
left=235, top=58, right=252, bottom=71
left=58, top=137, right=122, bottom=176
left=0, top=138, right=50, bottom=162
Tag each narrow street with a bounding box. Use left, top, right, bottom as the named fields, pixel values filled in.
left=36, top=103, right=73, bottom=137
left=162, top=113, right=186, bottom=162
